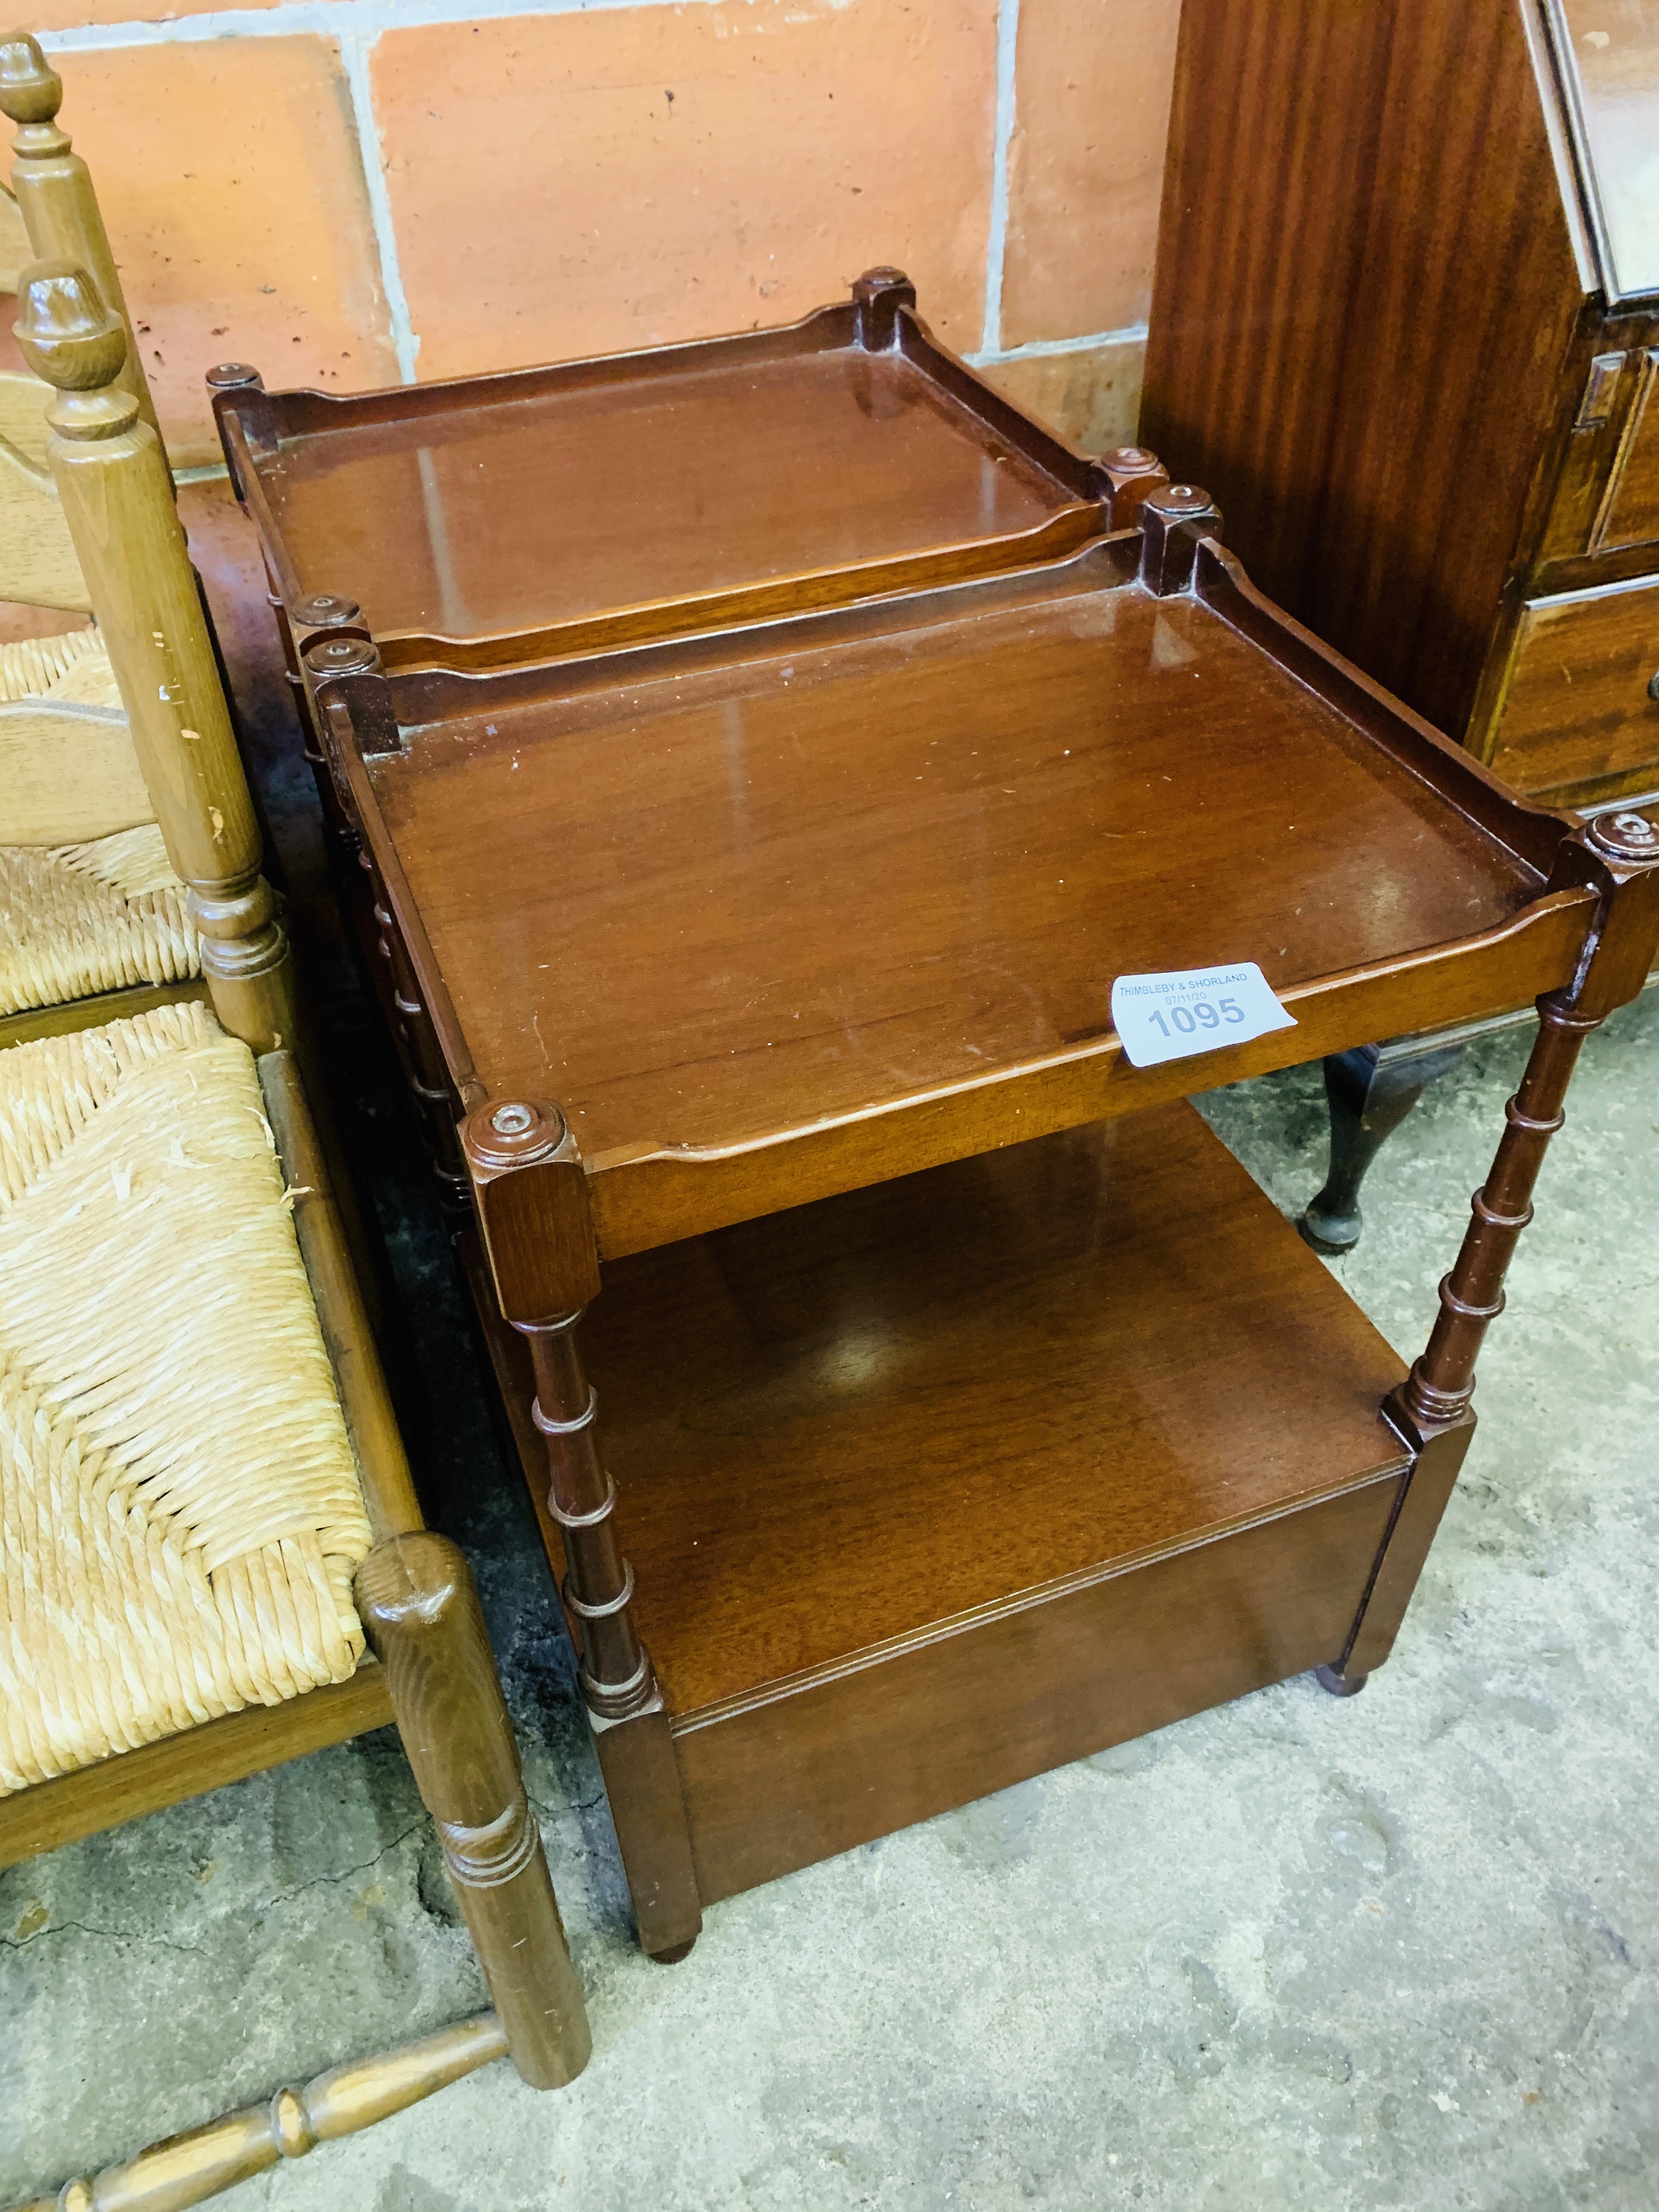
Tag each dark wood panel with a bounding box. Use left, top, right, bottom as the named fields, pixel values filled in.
left=1141, top=0, right=1393, bottom=616
left=674, top=1472, right=1402, bottom=1903
left=1488, top=573, right=1659, bottom=797
left=574, top=1103, right=1410, bottom=1718
left=1307, top=0, right=1584, bottom=740
left=1142, top=0, right=1588, bottom=744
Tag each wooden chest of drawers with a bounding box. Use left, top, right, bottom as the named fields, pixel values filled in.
left=1141, top=0, right=1659, bottom=811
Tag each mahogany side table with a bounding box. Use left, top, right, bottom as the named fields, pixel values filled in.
left=212, top=283, right=1659, bottom=1961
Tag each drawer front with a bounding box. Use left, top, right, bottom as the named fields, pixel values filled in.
left=1593, top=349, right=1659, bottom=553
left=1487, top=573, right=1659, bottom=804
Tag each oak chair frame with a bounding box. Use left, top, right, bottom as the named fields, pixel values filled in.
left=0, top=33, right=207, bottom=1057
left=1, top=259, right=590, bottom=2212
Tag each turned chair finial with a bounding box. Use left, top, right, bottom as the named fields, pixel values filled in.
left=0, top=31, right=62, bottom=128
left=14, top=258, right=126, bottom=392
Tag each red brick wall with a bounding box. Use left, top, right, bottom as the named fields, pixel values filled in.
left=16, top=0, right=1179, bottom=467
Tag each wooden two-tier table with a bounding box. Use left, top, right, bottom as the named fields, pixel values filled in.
left=211, top=274, right=1659, bottom=1961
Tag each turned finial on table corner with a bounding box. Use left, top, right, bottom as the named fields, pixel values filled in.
left=1139, top=480, right=1223, bottom=596
left=852, top=266, right=915, bottom=349
left=0, top=32, right=63, bottom=132
left=12, top=257, right=126, bottom=396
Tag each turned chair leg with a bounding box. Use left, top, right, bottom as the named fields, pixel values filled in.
left=1317, top=992, right=1599, bottom=1694
left=356, top=1532, right=591, bottom=2087
left=515, top=1310, right=703, bottom=1963
left=1300, top=1035, right=1468, bottom=1254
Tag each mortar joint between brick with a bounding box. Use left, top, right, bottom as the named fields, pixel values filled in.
left=968, top=323, right=1150, bottom=369
left=336, top=15, right=419, bottom=384
left=981, top=0, right=1021, bottom=357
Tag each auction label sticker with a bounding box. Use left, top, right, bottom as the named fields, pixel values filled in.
left=1110, top=961, right=1296, bottom=1069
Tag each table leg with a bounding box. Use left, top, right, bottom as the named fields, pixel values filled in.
left=1317, top=990, right=1599, bottom=1692
left=516, top=1310, right=703, bottom=1962
left=357, top=848, right=471, bottom=1221
left=357, top=1531, right=591, bottom=2087
left=1299, top=1035, right=1468, bottom=1254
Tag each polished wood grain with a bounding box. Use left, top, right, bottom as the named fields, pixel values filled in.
left=516, top=1292, right=701, bottom=1960
left=356, top=1533, right=591, bottom=2088
left=1143, top=0, right=1588, bottom=747
left=482, top=1101, right=1413, bottom=1901
left=1531, top=307, right=1659, bottom=581
left=1486, top=571, right=1659, bottom=804
left=221, top=287, right=1105, bottom=671
left=1311, top=2, right=1585, bottom=740
left=1329, top=1419, right=1474, bottom=1690
left=328, top=525, right=1594, bottom=1251
left=207, top=274, right=1649, bottom=1953
left=459, top=1096, right=600, bottom=1325
left=455, top=1228, right=702, bottom=1962
left=1141, top=0, right=1395, bottom=618
left=586, top=1102, right=1410, bottom=1717
left=1397, top=993, right=1604, bottom=1435
left=1318, top=840, right=1659, bottom=1677
left=677, top=1474, right=1403, bottom=1903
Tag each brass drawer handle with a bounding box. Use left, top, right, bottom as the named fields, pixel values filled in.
left=1650, top=670, right=1659, bottom=702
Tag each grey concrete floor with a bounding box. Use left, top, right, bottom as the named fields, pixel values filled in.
left=5, top=988, right=1658, bottom=2211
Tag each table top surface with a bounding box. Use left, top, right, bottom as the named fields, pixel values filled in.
left=359, top=538, right=1565, bottom=1174
left=252, top=323, right=1088, bottom=651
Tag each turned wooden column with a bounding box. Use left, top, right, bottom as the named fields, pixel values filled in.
left=21, top=2017, right=518, bottom=2212
left=369, top=859, right=473, bottom=1217
left=356, top=1531, right=591, bottom=2090
left=1395, top=997, right=1598, bottom=1429
left=15, top=264, right=300, bottom=1058
left=1, top=35, right=161, bottom=448
left=461, top=1099, right=703, bottom=1962
left=1093, top=444, right=1170, bottom=529
left=300, top=634, right=473, bottom=1215
left=1139, top=483, right=1223, bottom=595
left=1322, top=808, right=1659, bottom=1692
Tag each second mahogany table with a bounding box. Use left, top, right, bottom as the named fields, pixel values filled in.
left=207, top=286, right=1659, bottom=1961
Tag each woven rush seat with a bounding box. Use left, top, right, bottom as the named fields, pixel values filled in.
left=0, top=1000, right=372, bottom=1794
left=0, top=624, right=111, bottom=704
left=0, top=630, right=198, bottom=1018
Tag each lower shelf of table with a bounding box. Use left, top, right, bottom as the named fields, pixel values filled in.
left=469, top=1099, right=1419, bottom=1908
